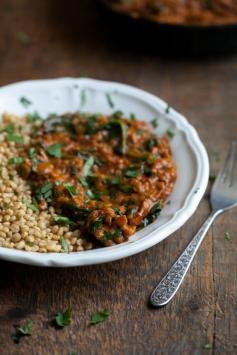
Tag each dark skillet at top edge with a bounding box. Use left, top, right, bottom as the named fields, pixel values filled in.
left=97, top=0, right=237, bottom=56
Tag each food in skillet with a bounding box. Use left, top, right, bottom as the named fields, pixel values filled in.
left=105, top=0, right=237, bottom=25
left=0, top=111, right=176, bottom=252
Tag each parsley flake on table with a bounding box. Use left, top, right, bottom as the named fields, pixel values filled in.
left=90, top=309, right=110, bottom=325
left=46, top=143, right=62, bottom=158
left=13, top=320, right=33, bottom=343
left=20, top=96, right=32, bottom=108
left=16, top=31, right=31, bottom=45
left=55, top=308, right=72, bottom=328
left=224, top=232, right=231, bottom=241
left=203, top=343, right=212, bottom=350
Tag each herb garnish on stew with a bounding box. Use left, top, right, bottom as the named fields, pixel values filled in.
left=17, top=112, right=176, bottom=247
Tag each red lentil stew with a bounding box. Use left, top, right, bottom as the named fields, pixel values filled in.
left=106, top=0, right=237, bottom=25
left=18, top=112, right=176, bottom=247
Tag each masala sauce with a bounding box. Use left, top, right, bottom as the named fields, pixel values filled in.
left=20, top=113, right=176, bottom=247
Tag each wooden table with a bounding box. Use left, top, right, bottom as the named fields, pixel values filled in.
left=0, top=1, right=236, bottom=354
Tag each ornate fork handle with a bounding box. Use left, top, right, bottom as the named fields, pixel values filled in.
left=150, top=210, right=221, bottom=307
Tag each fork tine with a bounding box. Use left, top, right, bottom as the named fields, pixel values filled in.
left=218, top=141, right=237, bottom=187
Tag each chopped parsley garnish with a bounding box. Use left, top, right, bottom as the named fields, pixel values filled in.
left=46, top=143, right=62, bottom=158
left=165, top=105, right=170, bottom=114
left=166, top=129, right=174, bottom=139
left=28, top=147, right=38, bottom=168
left=22, top=197, right=39, bottom=212
left=150, top=118, right=158, bottom=128
left=85, top=115, right=99, bottom=135
left=78, top=176, right=89, bottom=188
left=90, top=309, right=110, bottom=325
left=109, top=176, right=121, bottom=185
left=13, top=320, right=33, bottom=343
left=16, top=31, right=31, bottom=45
left=1, top=123, right=24, bottom=144
left=120, top=185, right=133, bottom=193
left=20, top=96, right=32, bottom=108
left=224, top=232, right=231, bottom=241
left=140, top=201, right=161, bottom=227
left=27, top=111, right=42, bottom=123
left=64, top=183, right=77, bottom=198
left=55, top=308, right=72, bottom=328
left=106, top=93, right=115, bottom=108
left=123, top=167, right=139, bottom=178
left=8, top=156, right=24, bottom=165
left=53, top=215, right=75, bottom=226
left=17, top=320, right=33, bottom=335
left=34, top=182, right=53, bottom=202
left=203, top=344, right=212, bottom=350
left=112, top=110, right=123, bottom=119
left=83, top=156, right=95, bottom=176
left=146, top=138, right=157, bottom=150
left=113, top=207, right=122, bottom=215
left=130, top=113, right=136, bottom=120
left=103, top=231, right=113, bottom=240
left=91, top=217, right=104, bottom=233
left=61, top=237, right=69, bottom=252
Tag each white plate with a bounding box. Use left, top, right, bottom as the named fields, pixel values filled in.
left=0, top=78, right=209, bottom=267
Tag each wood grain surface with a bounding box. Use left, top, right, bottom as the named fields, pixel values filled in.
left=0, top=1, right=236, bottom=354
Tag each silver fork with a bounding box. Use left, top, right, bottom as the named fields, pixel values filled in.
left=150, top=141, right=237, bottom=307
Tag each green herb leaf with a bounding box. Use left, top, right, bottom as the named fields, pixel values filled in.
left=7, top=133, right=24, bottom=144
left=61, top=237, right=69, bottom=253
left=224, top=232, right=231, bottom=241
left=129, top=113, right=136, bottom=120
left=106, top=93, right=114, bottom=108
left=0, top=123, right=15, bottom=134
left=90, top=309, right=110, bottom=325
left=203, top=343, right=212, bottom=350
left=20, top=96, right=32, bottom=108
left=17, top=320, right=33, bottom=336
left=46, top=143, right=62, bottom=158
left=91, top=217, right=104, bottom=233
left=166, top=129, right=174, bottom=139
left=16, top=31, right=31, bottom=45
left=123, top=167, right=139, bottom=178
left=53, top=215, right=75, bottom=226
left=27, top=111, right=42, bottom=123
left=64, top=183, right=77, bottom=198
left=120, top=185, right=133, bottom=193
left=145, top=138, right=157, bottom=151
left=165, top=105, right=170, bottom=114
left=22, top=197, right=39, bottom=212
left=83, top=156, right=95, bottom=176
left=55, top=308, right=72, bottom=328
left=150, top=118, right=158, bottom=128
left=8, top=156, right=24, bottom=165
left=34, top=182, right=53, bottom=202
left=113, top=207, right=122, bottom=215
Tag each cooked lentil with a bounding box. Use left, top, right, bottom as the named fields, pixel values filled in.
left=0, top=111, right=176, bottom=252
